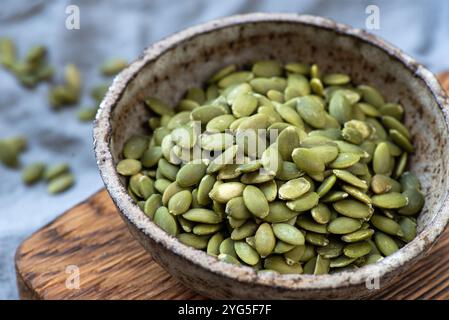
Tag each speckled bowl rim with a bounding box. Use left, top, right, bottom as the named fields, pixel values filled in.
left=93, top=13, right=449, bottom=291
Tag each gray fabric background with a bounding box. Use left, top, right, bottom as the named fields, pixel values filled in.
left=1, top=0, right=448, bottom=299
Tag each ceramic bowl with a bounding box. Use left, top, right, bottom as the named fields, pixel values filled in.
left=93, top=13, right=449, bottom=299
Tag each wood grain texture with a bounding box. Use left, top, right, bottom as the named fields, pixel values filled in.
left=15, top=73, right=449, bottom=300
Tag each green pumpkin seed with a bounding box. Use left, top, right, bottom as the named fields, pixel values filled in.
left=141, top=147, right=162, bottom=168
left=231, top=221, right=258, bottom=240
left=207, top=233, right=224, bottom=256
left=255, top=223, right=276, bottom=258
left=154, top=179, right=171, bottom=194
left=329, top=153, right=361, bottom=169
left=341, top=228, right=374, bottom=243
left=333, top=199, right=373, bottom=219
left=209, top=182, right=245, bottom=203
left=234, top=241, right=260, bottom=265
left=316, top=239, right=344, bottom=258
left=259, top=180, right=278, bottom=202
left=250, top=77, right=287, bottom=94
left=209, top=64, right=236, bottom=83
left=276, top=161, right=303, bottom=181
left=340, top=185, right=371, bottom=205
left=374, top=232, right=398, bottom=256
left=158, top=158, right=179, bottom=181
left=218, top=71, right=253, bottom=88
left=144, top=194, right=162, bottom=219
left=183, top=208, right=222, bottom=224
left=371, top=174, right=401, bottom=194
left=168, top=190, right=192, bottom=215
left=329, top=92, right=352, bottom=125
left=218, top=253, right=241, bottom=265
left=206, top=114, right=236, bottom=132
left=285, top=63, right=310, bottom=75
left=389, top=129, right=414, bottom=153
left=117, top=159, right=141, bottom=176
left=358, top=85, right=384, bottom=108
left=310, top=203, right=332, bottom=224
left=243, top=185, right=269, bottom=218
left=380, top=103, right=404, bottom=119
left=284, top=245, right=306, bottom=263
left=176, top=162, right=207, bottom=187
left=355, top=102, right=382, bottom=117
left=286, top=191, right=320, bottom=212
left=316, top=175, right=337, bottom=197
left=278, top=177, right=311, bottom=200
left=321, top=191, right=349, bottom=203
left=47, top=173, right=75, bottom=194
left=274, top=241, right=295, bottom=254
left=153, top=206, right=179, bottom=236
left=22, top=162, right=45, bottom=185
left=43, top=163, right=69, bottom=180
left=264, top=201, right=298, bottom=223
left=323, top=73, right=351, bottom=86
left=370, top=214, right=403, bottom=236
left=372, top=142, right=391, bottom=174
left=296, top=96, right=326, bottom=128
left=296, top=216, right=328, bottom=234
left=292, top=148, right=325, bottom=175
left=330, top=256, right=356, bottom=268
left=178, top=233, right=208, bottom=249
left=252, top=60, right=282, bottom=77
left=371, top=192, right=408, bottom=209
left=343, top=241, right=372, bottom=258
left=138, top=175, right=155, bottom=199
left=100, top=58, right=127, bottom=76
left=193, top=223, right=222, bottom=236
left=264, top=255, right=303, bottom=274
left=313, top=255, right=330, bottom=274
left=333, top=169, right=368, bottom=190
left=399, top=217, right=417, bottom=242
left=305, top=232, right=329, bottom=246
left=272, top=223, right=305, bottom=246
left=145, top=97, right=174, bottom=116
left=399, top=188, right=424, bottom=215
left=328, top=217, right=362, bottom=234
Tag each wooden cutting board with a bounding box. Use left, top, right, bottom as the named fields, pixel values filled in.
left=15, top=73, right=449, bottom=300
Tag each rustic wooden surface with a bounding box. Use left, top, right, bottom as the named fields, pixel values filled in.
left=15, top=73, right=449, bottom=300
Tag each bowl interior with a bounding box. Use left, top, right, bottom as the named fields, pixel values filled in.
left=100, top=15, right=449, bottom=288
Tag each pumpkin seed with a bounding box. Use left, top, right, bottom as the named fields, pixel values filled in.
left=218, top=253, right=241, bottom=265
left=145, top=97, right=173, bottom=116
left=117, top=159, right=141, bottom=176
left=231, top=220, right=258, bottom=240
left=329, top=153, right=361, bottom=169
left=274, top=241, right=296, bottom=254
left=305, top=232, right=329, bottom=246
left=371, top=192, right=408, bottom=209
left=207, top=232, right=224, bottom=256
left=47, top=173, right=75, bottom=194
left=316, top=175, right=337, bottom=197
left=272, top=223, right=305, bottom=246
left=399, top=217, right=417, bottom=242
left=153, top=206, right=179, bottom=236
left=178, top=233, right=208, bottom=249
left=321, top=191, right=349, bottom=203
left=329, top=92, right=352, bottom=125
left=296, top=216, right=328, bottom=234
left=296, top=96, right=326, bottom=128
left=264, top=201, right=298, bottom=223
left=358, top=85, right=384, bottom=108
left=390, top=129, right=414, bottom=153
left=330, top=256, right=356, bottom=268
left=100, top=58, right=127, bottom=76
left=328, top=217, right=362, bottom=234
left=286, top=191, right=320, bottom=212
left=243, top=185, right=269, bottom=218
left=399, top=188, right=424, bottom=215
left=234, top=241, right=260, bottom=265
left=370, top=214, right=403, bottom=237
left=168, top=190, right=192, bottom=215
left=218, top=71, right=253, bottom=88
left=311, top=203, right=332, bottom=224
left=255, top=223, right=276, bottom=258
left=22, top=162, right=45, bottom=185
left=264, top=255, right=303, bottom=274
left=176, top=162, right=207, bottom=187
left=316, top=239, right=344, bottom=258
left=341, top=185, right=372, bottom=205
left=333, top=199, right=373, bottom=219
left=343, top=241, right=372, bottom=258
left=193, top=223, right=222, bottom=236
left=209, top=182, right=245, bottom=203
left=278, top=177, right=311, bottom=200
left=144, top=194, right=162, bottom=219
left=374, top=232, right=398, bottom=256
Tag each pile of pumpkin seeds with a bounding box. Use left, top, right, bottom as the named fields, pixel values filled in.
left=107, top=60, right=425, bottom=273
left=0, top=37, right=54, bottom=88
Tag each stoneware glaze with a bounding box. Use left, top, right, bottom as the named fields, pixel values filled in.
left=93, top=13, right=449, bottom=299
